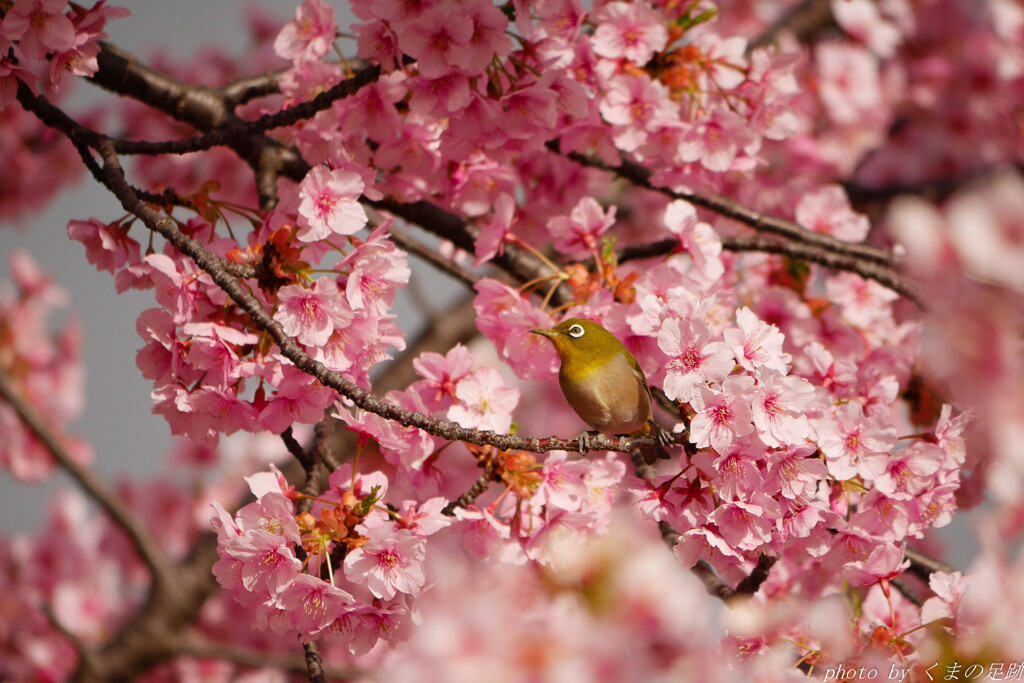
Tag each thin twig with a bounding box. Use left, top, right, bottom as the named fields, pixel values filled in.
left=177, top=639, right=361, bottom=680
left=0, top=370, right=175, bottom=593
left=552, top=142, right=895, bottom=267
left=388, top=226, right=481, bottom=289
left=614, top=234, right=926, bottom=308
left=905, top=547, right=958, bottom=580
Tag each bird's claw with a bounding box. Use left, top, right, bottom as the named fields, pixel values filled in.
left=576, top=431, right=599, bottom=454
left=656, top=423, right=676, bottom=448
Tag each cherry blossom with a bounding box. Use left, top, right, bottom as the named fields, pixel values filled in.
left=344, top=527, right=426, bottom=600
left=273, top=276, right=352, bottom=348
left=273, top=0, right=336, bottom=63
left=296, top=166, right=368, bottom=241
left=590, top=1, right=668, bottom=65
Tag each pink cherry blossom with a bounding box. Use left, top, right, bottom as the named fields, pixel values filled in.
left=591, top=1, right=668, bottom=65
left=843, top=542, right=909, bottom=587
left=724, top=307, right=791, bottom=374
left=599, top=74, right=676, bottom=152
left=3, top=0, right=76, bottom=61
left=815, top=401, right=897, bottom=480
left=394, top=497, right=452, bottom=537
left=344, top=527, right=426, bottom=600
left=399, top=6, right=474, bottom=79
left=750, top=367, right=815, bottom=448
left=678, top=108, right=760, bottom=173
left=663, top=200, right=724, bottom=283
left=447, top=367, right=519, bottom=434
left=273, top=276, right=352, bottom=348
left=546, top=196, right=616, bottom=256
left=296, top=166, right=367, bottom=242
left=273, top=0, right=336, bottom=63
left=657, top=318, right=734, bottom=403
left=474, top=192, right=516, bottom=266
left=278, top=574, right=354, bottom=636
left=67, top=218, right=140, bottom=274
left=710, top=495, right=778, bottom=552
left=816, top=42, right=886, bottom=126
left=795, top=185, right=870, bottom=243
left=689, top=377, right=755, bottom=452
left=763, top=445, right=825, bottom=501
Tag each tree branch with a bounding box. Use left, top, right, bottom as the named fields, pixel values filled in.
left=551, top=142, right=896, bottom=267
left=0, top=369, right=176, bottom=594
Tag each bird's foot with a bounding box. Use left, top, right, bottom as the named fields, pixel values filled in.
left=576, top=430, right=601, bottom=454
left=655, top=422, right=677, bottom=448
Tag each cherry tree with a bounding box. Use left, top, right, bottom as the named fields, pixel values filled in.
left=2, top=0, right=1023, bottom=680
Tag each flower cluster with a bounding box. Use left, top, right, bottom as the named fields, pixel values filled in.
left=0, top=252, right=91, bottom=480
left=212, top=464, right=447, bottom=653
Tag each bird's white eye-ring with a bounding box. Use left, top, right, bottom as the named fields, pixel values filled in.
left=568, top=324, right=585, bottom=338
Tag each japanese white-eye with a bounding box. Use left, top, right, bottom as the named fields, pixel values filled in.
left=531, top=318, right=670, bottom=461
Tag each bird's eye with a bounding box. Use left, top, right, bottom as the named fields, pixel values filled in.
left=568, top=324, right=585, bottom=338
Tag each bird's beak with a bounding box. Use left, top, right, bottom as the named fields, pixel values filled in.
left=530, top=328, right=556, bottom=339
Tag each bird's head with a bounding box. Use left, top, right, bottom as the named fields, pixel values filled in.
left=530, top=318, right=625, bottom=367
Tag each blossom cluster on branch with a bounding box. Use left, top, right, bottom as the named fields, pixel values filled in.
left=1, top=0, right=1024, bottom=681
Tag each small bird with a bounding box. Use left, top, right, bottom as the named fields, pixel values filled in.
left=531, top=318, right=672, bottom=462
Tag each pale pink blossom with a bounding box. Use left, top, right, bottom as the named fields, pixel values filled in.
left=534, top=451, right=588, bottom=511
left=453, top=506, right=525, bottom=564
left=816, top=42, right=885, bottom=126
left=399, top=6, right=474, bottom=78
left=816, top=400, right=897, bottom=481
left=657, top=318, right=734, bottom=403
left=278, top=574, right=354, bottom=636
left=843, top=542, right=909, bottom=587
left=696, top=32, right=749, bottom=90
left=664, top=200, right=724, bottom=283
left=724, top=307, right=791, bottom=374
left=474, top=192, right=515, bottom=266
left=411, top=343, right=474, bottom=409
left=273, top=276, right=352, bottom=348
left=764, top=444, right=828, bottom=500
left=599, top=74, right=676, bottom=152
left=67, top=218, right=139, bottom=274
left=344, top=527, right=426, bottom=599
left=796, top=185, right=870, bottom=243
left=678, top=108, right=759, bottom=173
left=394, top=497, right=452, bottom=537
left=546, top=196, right=616, bottom=256
left=591, top=1, right=668, bottom=65
left=920, top=571, right=967, bottom=627
left=342, top=243, right=410, bottom=316
left=296, top=166, right=367, bottom=242
left=710, top=495, right=778, bottom=552
left=831, top=0, right=903, bottom=58
left=689, top=377, right=754, bottom=452
left=750, top=367, right=814, bottom=448
left=447, top=367, right=519, bottom=434
left=274, top=0, right=336, bottom=63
